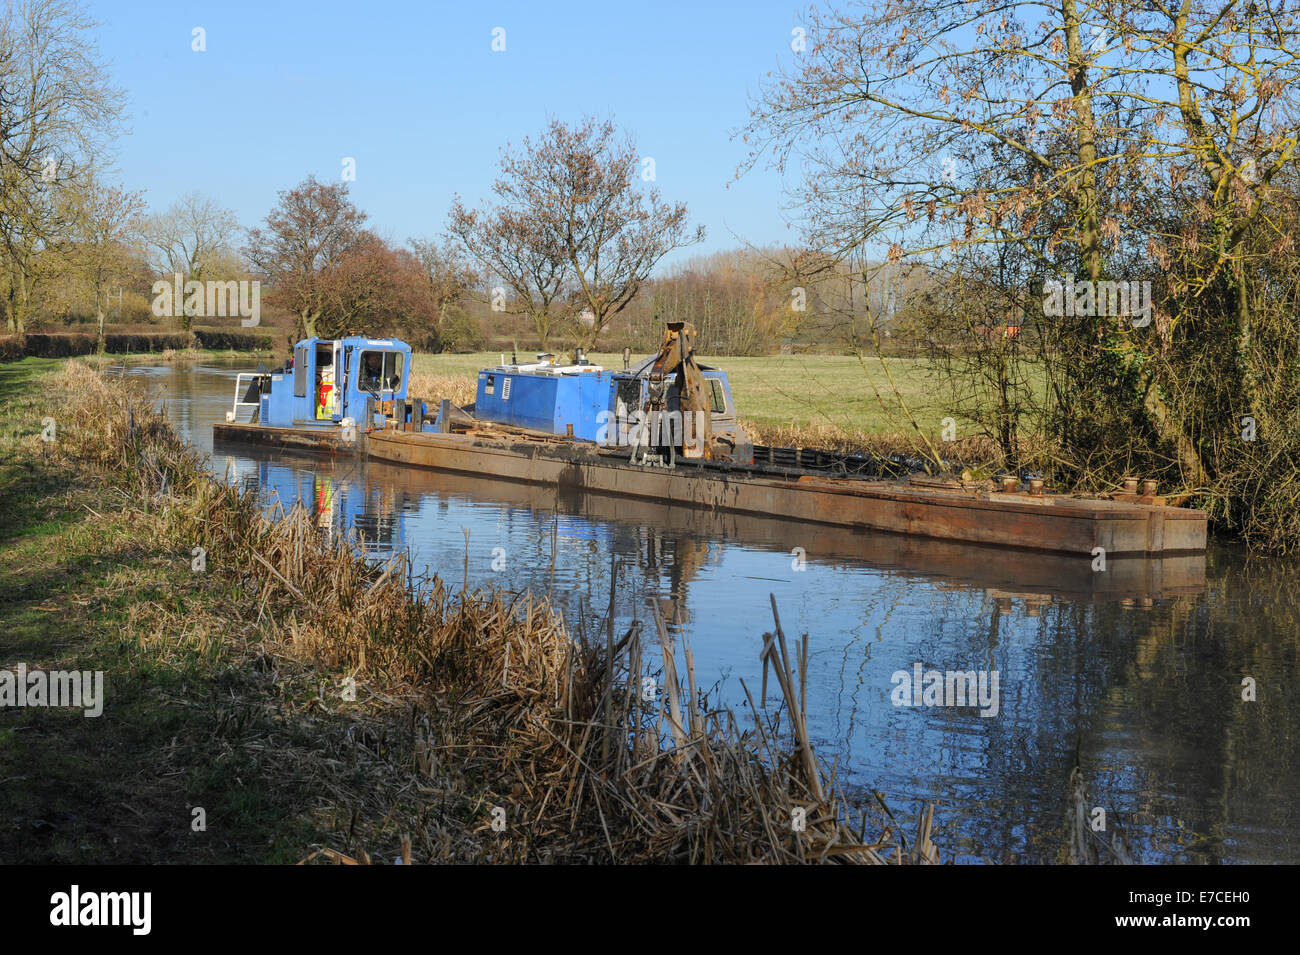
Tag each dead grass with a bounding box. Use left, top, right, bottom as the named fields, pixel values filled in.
left=407, top=371, right=477, bottom=408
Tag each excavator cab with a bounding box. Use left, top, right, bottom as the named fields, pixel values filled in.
left=633, top=321, right=753, bottom=466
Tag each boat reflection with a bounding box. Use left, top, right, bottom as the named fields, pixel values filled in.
left=215, top=439, right=1204, bottom=604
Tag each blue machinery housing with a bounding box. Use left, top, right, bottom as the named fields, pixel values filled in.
left=475, top=365, right=613, bottom=440
left=472, top=360, right=739, bottom=441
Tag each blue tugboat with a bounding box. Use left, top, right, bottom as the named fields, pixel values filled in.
left=228, top=336, right=418, bottom=431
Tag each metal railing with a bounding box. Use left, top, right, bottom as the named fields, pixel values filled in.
left=226, top=373, right=262, bottom=423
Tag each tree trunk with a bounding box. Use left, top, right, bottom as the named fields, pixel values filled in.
left=1144, top=377, right=1206, bottom=485
left=1062, top=0, right=1206, bottom=484
left=8, top=289, right=27, bottom=337
left=532, top=311, right=550, bottom=352
left=1061, top=0, right=1101, bottom=284
left=298, top=309, right=318, bottom=341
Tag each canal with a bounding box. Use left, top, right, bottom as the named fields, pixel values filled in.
left=131, top=357, right=1299, bottom=864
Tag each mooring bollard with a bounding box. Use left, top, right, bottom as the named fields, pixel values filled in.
left=439, top=399, right=451, bottom=434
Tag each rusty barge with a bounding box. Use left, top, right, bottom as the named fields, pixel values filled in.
left=211, top=330, right=1207, bottom=559
left=361, top=428, right=1206, bottom=557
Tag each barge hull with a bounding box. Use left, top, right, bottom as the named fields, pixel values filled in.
left=359, top=459, right=1208, bottom=599
left=212, top=422, right=357, bottom=455
left=365, top=430, right=1207, bottom=557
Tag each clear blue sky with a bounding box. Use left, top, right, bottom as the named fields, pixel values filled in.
left=89, top=0, right=813, bottom=268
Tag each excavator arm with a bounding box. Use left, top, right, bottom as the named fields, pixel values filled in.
left=645, top=321, right=715, bottom=460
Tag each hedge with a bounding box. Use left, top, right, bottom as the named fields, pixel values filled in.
left=1, top=330, right=272, bottom=362
left=191, top=329, right=274, bottom=351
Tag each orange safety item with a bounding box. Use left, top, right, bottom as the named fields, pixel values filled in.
left=317, top=382, right=334, bottom=419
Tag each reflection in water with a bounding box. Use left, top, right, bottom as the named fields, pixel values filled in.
left=136, top=359, right=1300, bottom=864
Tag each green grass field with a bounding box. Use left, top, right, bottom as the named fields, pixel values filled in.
left=410, top=351, right=962, bottom=435
left=0, top=357, right=65, bottom=406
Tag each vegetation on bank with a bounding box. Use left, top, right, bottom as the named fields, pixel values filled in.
left=0, top=361, right=936, bottom=863
left=741, top=3, right=1300, bottom=554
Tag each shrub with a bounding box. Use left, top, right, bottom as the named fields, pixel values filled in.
left=436, top=310, right=485, bottom=352
left=192, top=329, right=274, bottom=351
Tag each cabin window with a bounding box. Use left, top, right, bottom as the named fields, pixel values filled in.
left=293, top=345, right=308, bottom=397
left=502, top=377, right=512, bottom=401
left=484, top=374, right=495, bottom=396
left=709, top=379, right=727, bottom=415
left=358, top=350, right=404, bottom=393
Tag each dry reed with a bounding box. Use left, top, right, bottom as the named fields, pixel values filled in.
left=407, top=372, right=477, bottom=409
left=48, top=361, right=943, bottom=864
left=743, top=419, right=1004, bottom=466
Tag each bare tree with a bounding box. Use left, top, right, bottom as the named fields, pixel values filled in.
left=0, top=0, right=124, bottom=334
left=512, top=117, right=704, bottom=348
left=244, top=175, right=367, bottom=340
left=408, top=236, right=479, bottom=322
left=61, top=169, right=144, bottom=348
left=318, top=232, right=438, bottom=340
left=143, top=191, right=240, bottom=328
left=450, top=116, right=704, bottom=350
left=447, top=196, right=569, bottom=351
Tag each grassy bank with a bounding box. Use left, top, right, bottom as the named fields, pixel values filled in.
left=0, top=359, right=933, bottom=864
left=0, top=368, right=328, bottom=861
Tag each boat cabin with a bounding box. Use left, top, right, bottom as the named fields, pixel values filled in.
left=228, top=338, right=747, bottom=461
left=242, top=336, right=415, bottom=429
